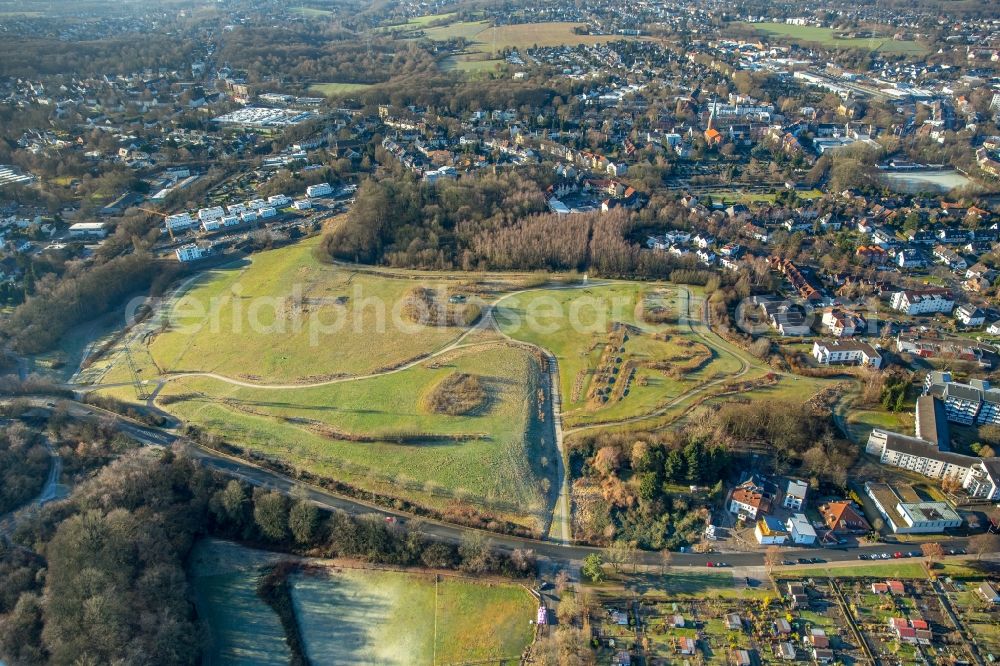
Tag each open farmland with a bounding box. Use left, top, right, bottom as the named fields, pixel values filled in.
left=495, top=283, right=746, bottom=429
left=736, top=22, right=929, bottom=55
left=291, top=566, right=536, bottom=665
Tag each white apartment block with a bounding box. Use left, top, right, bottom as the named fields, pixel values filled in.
left=866, top=429, right=975, bottom=482
left=197, top=206, right=225, bottom=222
left=890, top=289, right=955, bottom=315
left=175, top=243, right=207, bottom=262
left=812, top=340, right=882, bottom=368
left=164, top=212, right=196, bottom=231
left=306, top=182, right=333, bottom=197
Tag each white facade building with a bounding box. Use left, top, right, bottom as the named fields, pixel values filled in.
left=175, top=243, right=207, bottom=262
left=306, top=182, right=333, bottom=197
left=754, top=516, right=789, bottom=545
left=783, top=479, right=808, bottom=511
left=67, top=222, right=107, bottom=238
left=811, top=340, right=882, bottom=368
left=165, top=212, right=196, bottom=231
left=197, top=206, right=225, bottom=222
left=786, top=514, right=817, bottom=544
left=890, top=289, right=955, bottom=315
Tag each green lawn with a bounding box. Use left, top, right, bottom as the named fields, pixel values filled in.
left=309, top=82, right=374, bottom=96
left=150, top=343, right=555, bottom=527
left=291, top=567, right=535, bottom=665
left=777, top=562, right=929, bottom=579
left=291, top=6, right=333, bottom=17
left=135, top=237, right=463, bottom=383
left=420, top=20, right=493, bottom=42
left=703, top=189, right=824, bottom=205
left=737, top=22, right=929, bottom=55
left=846, top=409, right=914, bottom=443
left=378, top=12, right=459, bottom=31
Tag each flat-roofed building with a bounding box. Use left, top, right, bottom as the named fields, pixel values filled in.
left=865, top=482, right=961, bottom=533
left=68, top=222, right=107, bottom=238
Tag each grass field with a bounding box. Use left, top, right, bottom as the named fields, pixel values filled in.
left=151, top=343, right=554, bottom=524
left=777, top=561, right=930, bottom=579
left=291, top=567, right=535, bottom=665
left=377, top=12, right=458, bottom=31
left=309, top=82, right=374, bottom=96
left=703, top=189, right=824, bottom=205
left=737, top=22, right=929, bottom=55
left=291, top=6, right=333, bottom=17
left=421, top=20, right=628, bottom=57
left=846, top=409, right=914, bottom=443
left=191, top=539, right=536, bottom=666
left=496, top=283, right=743, bottom=428
left=190, top=539, right=292, bottom=665
left=136, top=238, right=462, bottom=383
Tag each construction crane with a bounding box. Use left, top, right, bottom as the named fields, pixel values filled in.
left=123, top=342, right=150, bottom=401
left=138, top=206, right=175, bottom=240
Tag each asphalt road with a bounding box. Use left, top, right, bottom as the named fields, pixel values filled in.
left=5, top=396, right=985, bottom=570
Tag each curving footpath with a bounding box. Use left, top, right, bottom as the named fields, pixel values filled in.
left=82, top=280, right=777, bottom=546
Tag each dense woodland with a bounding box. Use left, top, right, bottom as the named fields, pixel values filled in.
left=1, top=245, right=179, bottom=355
left=321, top=171, right=690, bottom=278
left=0, top=423, right=50, bottom=515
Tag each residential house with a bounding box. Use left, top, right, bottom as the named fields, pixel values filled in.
left=783, top=479, right=808, bottom=510
left=818, top=500, right=870, bottom=533
left=786, top=514, right=817, bottom=545
left=955, top=304, right=986, bottom=327
left=811, top=340, right=882, bottom=368
left=933, top=244, right=968, bottom=270
left=896, top=248, right=928, bottom=270
left=755, top=516, right=789, bottom=545
left=729, top=476, right=773, bottom=519
left=821, top=308, right=866, bottom=337
left=175, top=243, right=208, bottom=262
